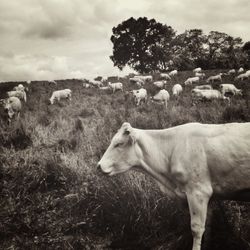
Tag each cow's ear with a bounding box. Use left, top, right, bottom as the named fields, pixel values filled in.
left=123, top=124, right=132, bottom=136
left=123, top=129, right=130, bottom=135
left=122, top=123, right=136, bottom=143
left=121, top=122, right=132, bottom=131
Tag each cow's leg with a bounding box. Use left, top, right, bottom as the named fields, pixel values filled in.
left=186, top=190, right=211, bottom=250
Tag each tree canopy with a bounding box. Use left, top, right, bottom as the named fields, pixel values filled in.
left=110, top=17, right=249, bottom=73
left=110, top=17, right=175, bottom=73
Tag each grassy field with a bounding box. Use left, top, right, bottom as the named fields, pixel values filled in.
left=1, top=70, right=250, bottom=250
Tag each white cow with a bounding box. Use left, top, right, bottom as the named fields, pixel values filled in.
left=13, top=84, right=25, bottom=92
left=49, top=89, right=72, bottom=105
left=227, top=69, right=236, bottom=75
left=98, top=121, right=250, bottom=250
left=192, top=89, right=230, bottom=102
left=206, top=73, right=222, bottom=83
left=7, top=90, right=27, bottom=102
left=195, top=72, right=206, bottom=79
left=108, top=82, right=123, bottom=93
left=91, top=80, right=103, bottom=88
left=244, top=70, right=250, bottom=78
left=101, top=76, right=108, bottom=83
left=151, top=89, right=170, bottom=108
left=169, top=70, right=178, bottom=76
left=184, top=76, right=200, bottom=86
left=172, top=84, right=183, bottom=97
left=194, top=85, right=213, bottom=90
left=235, top=73, right=249, bottom=81
left=193, top=67, right=202, bottom=73
left=153, top=80, right=167, bottom=89
left=132, top=88, right=147, bottom=106
left=48, top=80, right=57, bottom=85
left=0, top=96, right=22, bottom=123
left=238, top=67, right=244, bottom=73
left=220, top=84, right=242, bottom=96
left=83, top=83, right=91, bottom=88
left=134, top=75, right=153, bottom=82
left=160, top=73, right=171, bottom=80
left=129, top=77, right=145, bottom=87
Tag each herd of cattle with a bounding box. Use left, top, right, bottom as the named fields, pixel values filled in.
left=0, top=67, right=249, bottom=123
left=84, top=67, right=247, bottom=107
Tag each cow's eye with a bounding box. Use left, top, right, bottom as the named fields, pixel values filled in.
left=114, top=142, right=122, bottom=148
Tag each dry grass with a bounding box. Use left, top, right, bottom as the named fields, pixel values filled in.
left=0, top=71, right=250, bottom=249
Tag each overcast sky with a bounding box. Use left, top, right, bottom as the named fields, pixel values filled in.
left=0, top=0, right=249, bottom=81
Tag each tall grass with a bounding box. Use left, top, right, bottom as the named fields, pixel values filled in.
left=1, top=71, right=250, bottom=249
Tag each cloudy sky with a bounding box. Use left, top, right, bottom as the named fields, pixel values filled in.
left=0, top=0, right=249, bottom=81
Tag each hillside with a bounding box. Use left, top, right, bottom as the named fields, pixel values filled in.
left=1, top=70, right=250, bottom=250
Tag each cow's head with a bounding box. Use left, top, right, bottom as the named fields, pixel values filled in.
left=237, top=89, right=243, bottom=96
left=98, top=122, right=141, bottom=176
left=1, top=99, right=14, bottom=119
left=49, top=97, right=54, bottom=105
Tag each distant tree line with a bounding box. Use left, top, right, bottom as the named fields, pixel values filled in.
left=110, top=17, right=250, bottom=73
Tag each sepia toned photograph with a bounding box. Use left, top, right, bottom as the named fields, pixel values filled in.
left=0, top=0, right=250, bottom=249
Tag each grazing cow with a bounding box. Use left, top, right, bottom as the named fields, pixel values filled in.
left=172, top=84, right=183, bottom=97
left=220, top=84, right=242, bottom=96
left=91, top=80, right=103, bottom=88
left=101, top=76, right=108, bottom=83
left=131, top=88, right=147, bottom=106
left=244, top=70, right=250, bottom=79
left=151, top=89, right=170, bottom=108
left=13, top=84, right=25, bottom=92
left=194, top=85, right=213, bottom=90
left=83, top=83, right=91, bottom=88
left=238, top=67, right=244, bottom=73
left=129, top=77, right=145, bottom=87
left=184, top=76, right=199, bottom=86
left=160, top=73, right=171, bottom=80
left=195, top=72, right=206, bottom=79
left=134, top=75, right=153, bottom=82
left=49, top=89, right=72, bottom=105
left=169, top=69, right=178, bottom=76
left=108, top=82, right=123, bottom=93
left=26, top=80, right=31, bottom=85
left=7, top=90, right=27, bottom=102
left=98, top=121, right=250, bottom=250
left=227, top=69, right=236, bottom=75
left=192, top=89, right=230, bottom=102
left=193, top=67, right=202, bottom=73
left=206, top=73, right=222, bottom=83
left=0, top=96, right=22, bottom=123
left=235, top=73, right=249, bottom=81
left=48, top=80, right=57, bottom=85
left=153, top=80, right=167, bottom=89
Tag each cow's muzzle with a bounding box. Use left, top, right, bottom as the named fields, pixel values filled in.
left=97, top=163, right=110, bottom=176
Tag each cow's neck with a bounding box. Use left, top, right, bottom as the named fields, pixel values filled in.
left=134, top=128, right=181, bottom=197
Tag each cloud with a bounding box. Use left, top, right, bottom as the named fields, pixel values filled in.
left=0, top=0, right=249, bottom=81
left=0, top=54, right=84, bottom=81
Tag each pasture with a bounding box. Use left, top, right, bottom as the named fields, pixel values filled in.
left=1, top=70, right=250, bottom=250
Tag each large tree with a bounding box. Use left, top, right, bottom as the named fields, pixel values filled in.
left=171, top=29, right=208, bottom=70
left=205, top=31, right=245, bottom=68
left=110, top=17, right=175, bottom=73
